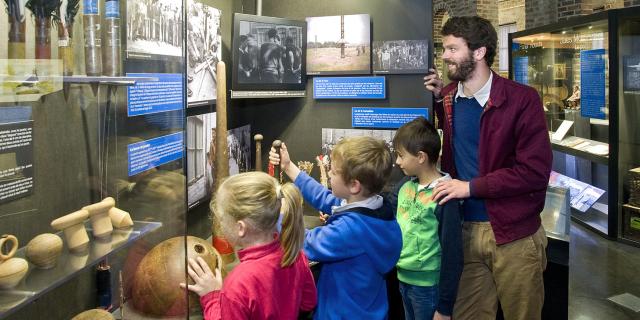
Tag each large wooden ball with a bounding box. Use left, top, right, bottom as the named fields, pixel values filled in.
left=131, top=236, right=222, bottom=317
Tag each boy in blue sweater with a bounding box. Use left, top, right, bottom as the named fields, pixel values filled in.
left=270, top=136, right=402, bottom=320
left=392, top=117, right=463, bottom=320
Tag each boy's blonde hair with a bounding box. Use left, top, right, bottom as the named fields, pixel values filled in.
left=331, top=136, right=393, bottom=195
left=211, top=172, right=304, bottom=267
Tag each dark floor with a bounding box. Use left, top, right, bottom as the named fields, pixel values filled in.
left=569, top=223, right=640, bottom=320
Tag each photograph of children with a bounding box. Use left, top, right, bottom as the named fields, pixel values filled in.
left=553, top=63, right=566, bottom=80
left=373, top=40, right=429, bottom=74
left=306, top=14, right=371, bottom=75
left=236, top=20, right=304, bottom=84
left=187, top=0, right=222, bottom=106
left=623, top=55, right=640, bottom=92
left=187, top=113, right=216, bottom=206
left=227, top=124, right=252, bottom=175
left=126, top=0, right=183, bottom=58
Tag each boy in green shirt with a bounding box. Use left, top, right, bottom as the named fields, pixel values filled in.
left=392, top=117, right=463, bottom=320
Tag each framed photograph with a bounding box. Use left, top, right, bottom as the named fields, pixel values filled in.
left=186, top=114, right=252, bottom=207
left=227, top=124, right=252, bottom=175
left=186, top=113, right=216, bottom=207
left=306, top=14, right=371, bottom=75
left=187, top=0, right=222, bottom=106
left=231, top=13, right=307, bottom=92
left=623, top=55, right=640, bottom=92
left=553, top=63, right=566, bottom=80
left=373, top=40, right=429, bottom=74
left=321, top=128, right=396, bottom=164
left=126, top=0, right=183, bottom=60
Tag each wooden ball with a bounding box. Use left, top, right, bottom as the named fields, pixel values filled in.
left=131, top=236, right=223, bottom=317
left=71, top=309, right=114, bottom=320
left=25, top=233, right=63, bottom=269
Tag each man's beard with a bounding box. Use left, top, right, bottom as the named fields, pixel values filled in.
left=445, top=52, right=476, bottom=81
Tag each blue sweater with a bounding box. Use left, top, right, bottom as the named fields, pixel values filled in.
left=453, top=96, right=488, bottom=221
left=295, top=172, right=403, bottom=320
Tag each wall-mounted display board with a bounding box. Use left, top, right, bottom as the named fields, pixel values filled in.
left=186, top=0, right=222, bottom=106
left=125, top=0, right=183, bottom=60
left=231, top=13, right=306, bottom=97
left=306, top=14, right=370, bottom=75
left=372, top=40, right=429, bottom=74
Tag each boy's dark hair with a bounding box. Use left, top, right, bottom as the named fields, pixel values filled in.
left=442, top=16, right=497, bottom=67
left=393, top=117, right=440, bottom=165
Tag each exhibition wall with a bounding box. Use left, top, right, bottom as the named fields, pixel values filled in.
left=230, top=0, right=433, bottom=184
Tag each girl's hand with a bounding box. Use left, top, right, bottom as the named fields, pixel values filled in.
left=179, top=257, right=223, bottom=297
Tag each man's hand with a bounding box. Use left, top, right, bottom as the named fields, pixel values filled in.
left=424, top=67, right=444, bottom=99
left=432, top=179, right=470, bottom=205
left=433, top=311, right=451, bottom=320
left=179, top=257, right=222, bottom=297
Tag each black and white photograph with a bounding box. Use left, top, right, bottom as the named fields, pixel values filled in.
left=373, top=40, right=429, bottom=74
left=187, top=0, right=222, bottom=106
left=126, top=0, right=183, bottom=59
left=623, top=55, right=640, bottom=92
left=227, top=124, right=252, bottom=175
left=321, top=128, right=396, bottom=163
left=234, top=17, right=304, bottom=84
left=187, top=113, right=216, bottom=206
left=306, top=14, right=370, bottom=75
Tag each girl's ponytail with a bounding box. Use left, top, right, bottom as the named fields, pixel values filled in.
left=279, top=182, right=304, bottom=267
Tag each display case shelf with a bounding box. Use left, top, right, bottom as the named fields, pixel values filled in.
left=2, top=75, right=158, bottom=87
left=550, top=134, right=609, bottom=165
left=0, top=221, right=162, bottom=318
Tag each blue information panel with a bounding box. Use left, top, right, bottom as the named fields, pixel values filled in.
left=127, top=73, right=183, bottom=117
left=127, top=132, right=184, bottom=176
left=352, top=107, right=428, bottom=129
left=514, top=57, right=529, bottom=85
left=580, top=49, right=606, bottom=119
left=313, top=77, right=386, bottom=99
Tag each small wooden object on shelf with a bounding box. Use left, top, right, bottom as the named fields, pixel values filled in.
left=71, top=308, right=115, bottom=320
left=51, top=209, right=90, bottom=253
left=25, top=233, right=63, bottom=269
left=109, top=207, right=133, bottom=229
left=83, top=197, right=116, bottom=239
left=254, top=134, right=263, bottom=172
left=0, top=235, right=29, bottom=289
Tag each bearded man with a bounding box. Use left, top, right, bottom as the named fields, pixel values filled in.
left=423, top=16, right=552, bottom=320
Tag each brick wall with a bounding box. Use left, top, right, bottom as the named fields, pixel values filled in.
left=525, top=0, right=558, bottom=28
left=499, top=0, right=526, bottom=30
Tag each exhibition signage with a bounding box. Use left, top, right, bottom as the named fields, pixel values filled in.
left=0, top=107, right=34, bottom=206
left=127, top=132, right=184, bottom=176
left=352, top=107, right=428, bottom=129
left=513, top=56, right=529, bottom=85
left=127, top=73, right=183, bottom=117
left=313, top=77, right=386, bottom=99
left=580, top=49, right=606, bottom=120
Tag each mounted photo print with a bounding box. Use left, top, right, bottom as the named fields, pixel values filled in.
left=231, top=13, right=307, bottom=93
left=373, top=40, right=429, bottom=74
left=126, top=0, right=183, bottom=60
left=306, top=14, right=371, bottom=75
left=187, top=0, right=222, bottom=106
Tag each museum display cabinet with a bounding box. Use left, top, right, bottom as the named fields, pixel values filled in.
left=509, top=6, right=640, bottom=245
left=0, top=0, right=223, bottom=318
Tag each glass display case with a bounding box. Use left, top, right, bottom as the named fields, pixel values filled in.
left=509, top=6, right=640, bottom=245
left=0, top=0, right=218, bottom=318
left=617, top=10, right=640, bottom=246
